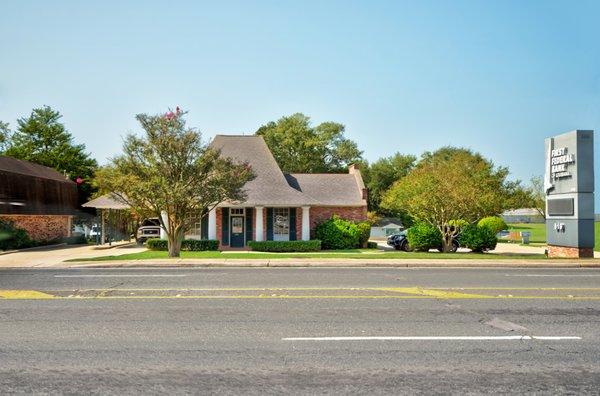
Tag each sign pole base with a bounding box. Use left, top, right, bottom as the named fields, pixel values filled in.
left=547, top=245, right=594, bottom=259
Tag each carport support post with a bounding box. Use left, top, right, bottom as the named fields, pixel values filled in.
left=100, top=210, right=106, bottom=246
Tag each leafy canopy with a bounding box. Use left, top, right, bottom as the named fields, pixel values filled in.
left=3, top=106, right=97, bottom=181
left=361, top=152, right=416, bottom=213
left=381, top=147, right=512, bottom=251
left=96, top=109, right=254, bottom=257
left=256, top=113, right=362, bottom=173
left=2, top=106, right=98, bottom=202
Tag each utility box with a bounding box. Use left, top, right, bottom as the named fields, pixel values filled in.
left=545, top=130, right=595, bottom=258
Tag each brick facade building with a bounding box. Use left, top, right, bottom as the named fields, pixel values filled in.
left=191, top=135, right=368, bottom=248
left=0, top=156, right=77, bottom=241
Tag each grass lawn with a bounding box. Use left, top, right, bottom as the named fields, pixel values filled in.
left=506, top=222, right=600, bottom=251
left=70, top=249, right=546, bottom=262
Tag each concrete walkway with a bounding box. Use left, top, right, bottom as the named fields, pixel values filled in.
left=0, top=242, right=146, bottom=268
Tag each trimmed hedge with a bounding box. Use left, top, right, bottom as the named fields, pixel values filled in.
left=248, top=240, right=321, bottom=252
left=460, top=224, right=497, bottom=252
left=315, top=216, right=361, bottom=250
left=478, top=216, right=507, bottom=235
left=146, top=238, right=219, bottom=251
left=406, top=223, right=442, bottom=252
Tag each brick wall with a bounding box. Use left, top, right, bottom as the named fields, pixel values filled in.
left=548, top=245, right=594, bottom=259
left=1, top=215, right=71, bottom=241
left=309, top=206, right=368, bottom=238
left=216, top=208, right=224, bottom=245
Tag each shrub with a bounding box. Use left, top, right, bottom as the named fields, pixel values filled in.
left=315, top=216, right=361, bottom=250
left=248, top=240, right=321, bottom=252
left=366, top=241, right=378, bottom=249
left=183, top=239, right=219, bottom=251
left=0, top=219, right=34, bottom=251
left=146, top=238, right=219, bottom=251
left=406, top=223, right=442, bottom=252
left=478, top=216, right=507, bottom=235
left=460, top=224, right=497, bottom=252
left=355, top=221, right=371, bottom=248
left=448, top=219, right=469, bottom=230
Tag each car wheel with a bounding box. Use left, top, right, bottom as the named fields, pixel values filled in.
left=401, top=239, right=411, bottom=252
left=451, top=240, right=459, bottom=253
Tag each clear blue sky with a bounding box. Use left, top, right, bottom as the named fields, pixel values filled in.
left=1, top=0, right=599, bottom=188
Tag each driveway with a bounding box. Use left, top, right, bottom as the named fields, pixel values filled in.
left=0, top=242, right=146, bottom=268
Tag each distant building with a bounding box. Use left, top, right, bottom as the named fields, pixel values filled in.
left=370, top=217, right=404, bottom=238
left=0, top=156, right=77, bottom=241
left=501, top=208, right=544, bottom=224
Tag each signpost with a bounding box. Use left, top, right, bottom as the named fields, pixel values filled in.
left=544, top=130, right=595, bottom=258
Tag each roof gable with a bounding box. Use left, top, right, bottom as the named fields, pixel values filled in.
left=0, top=156, right=74, bottom=183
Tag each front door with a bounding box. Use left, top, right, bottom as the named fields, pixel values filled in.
left=230, top=215, right=245, bottom=247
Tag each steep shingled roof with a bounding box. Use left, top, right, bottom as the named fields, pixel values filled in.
left=0, top=156, right=74, bottom=184
left=210, top=135, right=317, bottom=206
left=211, top=135, right=366, bottom=207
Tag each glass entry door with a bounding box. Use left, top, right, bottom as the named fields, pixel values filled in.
left=230, top=208, right=245, bottom=247
left=273, top=208, right=290, bottom=241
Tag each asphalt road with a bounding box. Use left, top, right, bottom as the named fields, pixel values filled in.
left=1, top=267, right=600, bottom=394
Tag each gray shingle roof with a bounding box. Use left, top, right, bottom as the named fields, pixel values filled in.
left=211, top=135, right=366, bottom=207
left=285, top=173, right=365, bottom=206
left=0, top=156, right=74, bottom=184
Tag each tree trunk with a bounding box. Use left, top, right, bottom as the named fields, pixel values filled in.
left=167, top=229, right=184, bottom=258
left=440, top=225, right=455, bottom=253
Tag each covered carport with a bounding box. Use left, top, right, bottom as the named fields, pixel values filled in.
left=82, top=193, right=133, bottom=245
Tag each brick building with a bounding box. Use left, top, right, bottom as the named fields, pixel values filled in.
left=190, top=135, right=368, bottom=248
left=0, top=156, right=77, bottom=241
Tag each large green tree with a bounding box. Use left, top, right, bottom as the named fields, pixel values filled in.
left=2, top=106, right=98, bottom=203
left=96, top=109, right=254, bottom=257
left=361, top=153, right=416, bottom=214
left=0, top=121, right=10, bottom=152
left=256, top=113, right=362, bottom=173
left=381, top=147, right=513, bottom=252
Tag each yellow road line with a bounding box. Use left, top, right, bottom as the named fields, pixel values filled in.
left=378, top=287, right=493, bottom=299
left=0, top=290, right=55, bottom=299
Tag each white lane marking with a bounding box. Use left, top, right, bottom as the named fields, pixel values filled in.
left=505, top=274, right=600, bottom=277
left=282, top=336, right=581, bottom=341
left=53, top=274, right=188, bottom=278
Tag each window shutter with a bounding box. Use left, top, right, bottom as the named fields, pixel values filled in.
left=266, top=208, right=273, bottom=241
left=289, top=207, right=297, bottom=241
left=245, top=208, right=253, bottom=244
left=222, top=208, right=229, bottom=245
left=201, top=212, right=208, bottom=240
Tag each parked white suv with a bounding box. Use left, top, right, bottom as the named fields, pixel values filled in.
left=136, top=218, right=161, bottom=244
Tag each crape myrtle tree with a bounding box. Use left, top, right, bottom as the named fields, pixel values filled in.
left=96, top=108, right=254, bottom=257
left=256, top=113, right=363, bottom=173
left=381, top=147, right=513, bottom=252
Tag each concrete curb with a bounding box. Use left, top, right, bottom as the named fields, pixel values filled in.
left=56, top=258, right=600, bottom=269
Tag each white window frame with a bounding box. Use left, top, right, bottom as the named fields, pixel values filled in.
left=273, top=208, right=290, bottom=241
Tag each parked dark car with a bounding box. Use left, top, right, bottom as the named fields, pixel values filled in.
left=387, top=228, right=460, bottom=252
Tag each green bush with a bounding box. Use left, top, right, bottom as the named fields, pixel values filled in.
left=248, top=240, right=321, bottom=252
left=406, top=223, right=442, bottom=252
left=366, top=241, right=378, bottom=249
left=61, top=235, right=88, bottom=245
left=0, top=219, right=34, bottom=251
left=355, top=221, right=371, bottom=248
left=478, top=216, right=507, bottom=235
left=146, top=238, right=219, bottom=251
left=448, top=219, right=469, bottom=230
left=460, top=224, right=497, bottom=252
left=315, top=216, right=361, bottom=250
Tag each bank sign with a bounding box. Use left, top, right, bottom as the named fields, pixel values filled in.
left=544, top=130, right=594, bottom=249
